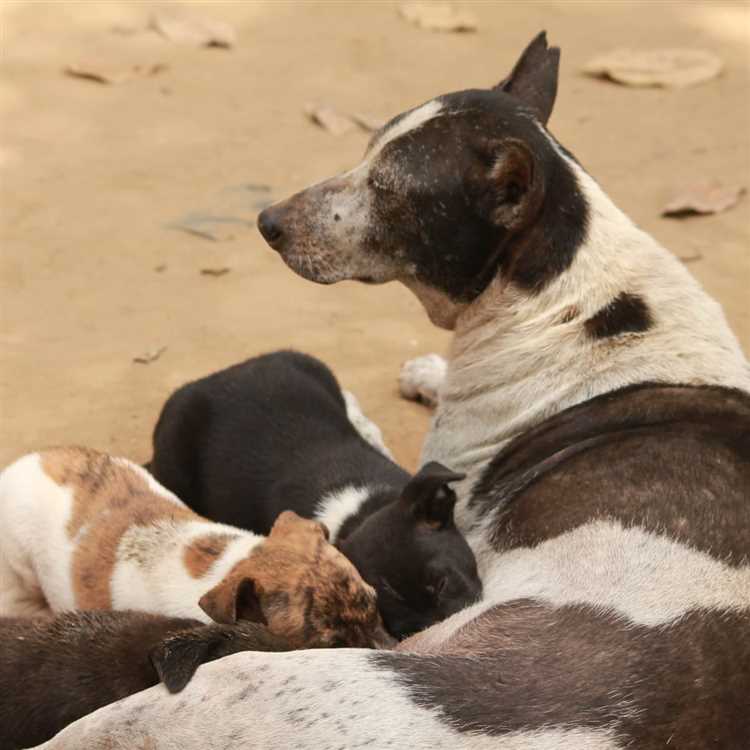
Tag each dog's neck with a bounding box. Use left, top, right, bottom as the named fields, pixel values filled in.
left=420, top=157, right=750, bottom=508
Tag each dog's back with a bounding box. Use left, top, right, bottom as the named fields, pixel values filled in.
left=150, top=350, right=409, bottom=533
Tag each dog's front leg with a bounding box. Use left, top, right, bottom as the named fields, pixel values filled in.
left=399, top=354, right=447, bottom=408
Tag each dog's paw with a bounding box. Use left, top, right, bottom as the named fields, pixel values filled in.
left=398, top=354, right=447, bottom=408
left=343, top=390, right=395, bottom=460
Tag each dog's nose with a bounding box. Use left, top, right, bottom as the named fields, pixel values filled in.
left=257, top=207, right=284, bottom=249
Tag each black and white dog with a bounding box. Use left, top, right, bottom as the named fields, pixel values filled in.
left=147, top=350, right=481, bottom=640
left=40, top=33, right=750, bottom=750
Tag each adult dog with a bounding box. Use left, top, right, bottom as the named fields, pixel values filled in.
left=39, top=33, right=750, bottom=750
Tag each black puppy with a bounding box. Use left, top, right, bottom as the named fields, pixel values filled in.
left=0, top=610, right=291, bottom=749
left=148, top=351, right=481, bottom=639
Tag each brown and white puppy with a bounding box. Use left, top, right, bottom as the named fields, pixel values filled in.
left=0, top=610, right=291, bottom=749
left=0, top=447, right=392, bottom=649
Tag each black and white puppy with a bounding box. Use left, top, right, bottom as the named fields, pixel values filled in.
left=148, top=350, right=481, bottom=640
left=0, top=610, right=291, bottom=749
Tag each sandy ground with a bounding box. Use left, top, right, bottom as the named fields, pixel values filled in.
left=1, top=1, right=748, bottom=471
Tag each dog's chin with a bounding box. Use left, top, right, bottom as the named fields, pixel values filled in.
left=279, top=251, right=387, bottom=287
left=277, top=252, right=338, bottom=285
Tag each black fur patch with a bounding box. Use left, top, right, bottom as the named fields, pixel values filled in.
left=584, top=292, right=653, bottom=340
left=470, top=383, right=750, bottom=564
left=377, top=600, right=750, bottom=748
left=364, top=89, right=589, bottom=301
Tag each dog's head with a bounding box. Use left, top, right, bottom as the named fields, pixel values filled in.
left=258, top=32, right=587, bottom=329
left=198, top=511, right=394, bottom=649
left=337, top=462, right=481, bottom=639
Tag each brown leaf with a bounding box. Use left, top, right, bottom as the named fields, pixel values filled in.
left=304, top=103, right=356, bottom=136
left=583, top=48, right=723, bottom=88
left=398, top=2, right=477, bottom=33
left=64, top=63, right=167, bottom=85
left=149, top=11, right=236, bottom=48
left=662, top=183, right=745, bottom=218
left=133, top=346, right=167, bottom=365
left=200, top=267, right=231, bottom=277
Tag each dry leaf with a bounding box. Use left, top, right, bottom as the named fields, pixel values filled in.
left=304, top=105, right=387, bottom=136
left=226, top=183, right=274, bottom=210
left=304, top=103, right=356, bottom=136
left=168, top=212, right=253, bottom=242
left=133, top=346, right=167, bottom=365
left=64, top=63, right=166, bottom=85
left=583, top=48, right=723, bottom=88
left=200, top=267, right=231, bottom=277
left=149, top=11, right=236, bottom=48
left=398, top=2, right=477, bottom=33
left=662, top=183, right=745, bottom=218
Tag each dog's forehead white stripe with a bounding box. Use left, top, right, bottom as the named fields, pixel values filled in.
left=370, top=99, right=443, bottom=157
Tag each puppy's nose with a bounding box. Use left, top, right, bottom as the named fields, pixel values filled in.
left=257, top=207, right=284, bottom=249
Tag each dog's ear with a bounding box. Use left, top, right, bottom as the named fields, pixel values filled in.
left=495, top=31, right=560, bottom=125
left=401, top=462, right=465, bottom=530
left=149, top=628, right=227, bottom=694
left=487, top=139, right=544, bottom=232
left=270, top=510, right=329, bottom=541
left=151, top=622, right=295, bottom=694
left=198, top=576, right=266, bottom=626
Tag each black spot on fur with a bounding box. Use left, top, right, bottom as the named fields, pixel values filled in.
left=584, top=292, right=653, bottom=340
left=376, top=601, right=750, bottom=749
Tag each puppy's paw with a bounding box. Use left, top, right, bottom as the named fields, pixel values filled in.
left=399, top=354, right=446, bottom=408
left=343, top=390, right=394, bottom=460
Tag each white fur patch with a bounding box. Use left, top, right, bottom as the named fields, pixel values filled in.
left=467, top=520, right=750, bottom=627
left=369, top=98, right=443, bottom=159
left=342, top=389, right=394, bottom=458
left=37, top=649, right=622, bottom=750
left=111, top=521, right=262, bottom=622
left=0, top=453, right=78, bottom=614
left=314, top=485, right=371, bottom=542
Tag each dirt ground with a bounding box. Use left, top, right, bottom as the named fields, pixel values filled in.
left=1, top=1, right=748, bottom=471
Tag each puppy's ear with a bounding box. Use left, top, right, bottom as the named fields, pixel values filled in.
left=151, top=622, right=295, bottom=694
left=495, top=31, right=560, bottom=125
left=198, top=576, right=266, bottom=626
left=149, top=629, right=226, bottom=694
left=271, top=510, right=328, bottom=540
left=488, top=139, right=544, bottom=233
left=401, top=462, right=465, bottom=530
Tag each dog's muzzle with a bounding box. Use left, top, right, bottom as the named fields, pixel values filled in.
left=257, top=206, right=285, bottom=251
